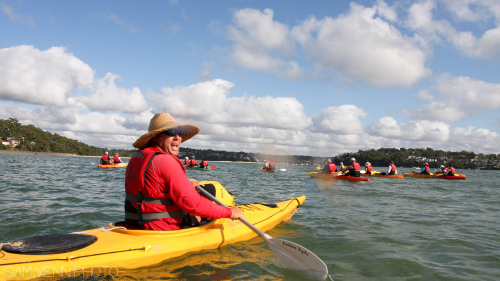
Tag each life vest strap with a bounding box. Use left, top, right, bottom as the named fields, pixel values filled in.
left=125, top=210, right=187, bottom=221
left=125, top=193, right=174, bottom=205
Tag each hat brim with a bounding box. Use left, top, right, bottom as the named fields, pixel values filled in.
left=133, top=123, right=200, bottom=150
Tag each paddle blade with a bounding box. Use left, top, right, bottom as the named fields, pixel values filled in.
left=279, top=169, right=287, bottom=171
left=210, top=166, right=217, bottom=169
left=268, top=238, right=328, bottom=280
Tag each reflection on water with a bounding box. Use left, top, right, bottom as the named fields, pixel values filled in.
left=2, top=154, right=500, bottom=280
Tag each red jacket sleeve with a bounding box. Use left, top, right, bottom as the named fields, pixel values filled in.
left=152, top=154, right=232, bottom=219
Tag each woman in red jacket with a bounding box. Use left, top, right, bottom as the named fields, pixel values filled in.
left=124, top=113, right=243, bottom=231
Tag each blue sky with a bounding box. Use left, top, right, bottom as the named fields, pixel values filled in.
left=1, top=0, right=500, bottom=156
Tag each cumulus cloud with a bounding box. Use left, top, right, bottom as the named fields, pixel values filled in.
left=312, top=105, right=367, bottom=134
left=78, top=73, right=149, bottom=114
left=227, top=8, right=305, bottom=79
left=450, top=126, right=500, bottom=153
left=0, top=45, right=94, bottom=107
left=403, top=73, right=500, bottom=123
left=365, top=116, right=450, bottom=141
left=291, top=2, right=431, bottom=87
left=407, top=0, right=500, bottom=61
left=148, top=79, right=312, bottom=130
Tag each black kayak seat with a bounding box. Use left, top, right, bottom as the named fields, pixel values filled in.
left=2, top=234, right=97, bottom=255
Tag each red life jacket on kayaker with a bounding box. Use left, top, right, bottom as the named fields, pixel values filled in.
left=101, top=154, right=111, bottom=164
left=202, top=160, right=208, bottom=166
left=124, top=147, right=187, bottom=227
left=184, top=159, right=189, bottom=165
left=268, top=162, right=276, bottom=170
left=328, top=163, right=336, bottom=172
left=190, top=159, right=197, bottom=166
left=113, top=156, right=121, bottom=163
left=352, top=162, right=360, bottom=171
left=389, top=164, right=397, bottom=175
left=425, top=166, right=430, bottom=172
left=448, top=166, right=455, bottom=173
left=348, top=162, right=361, bottom=177
left=366, top=166, right=373, bottom=172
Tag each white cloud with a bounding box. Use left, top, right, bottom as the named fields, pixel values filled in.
left=403, top=73, right=500, bottom=123
left=312, top=105, right=367, bottom=134
left=407, top=0, right=500, bottom=61
left=0, top=45, right=94, bottom=107
left=291, top=2, right=431, bottom=87
left=450, top=126, right=500, bottom=153
left=1, top=3, right=34, bottom=26
left=228, top=8, right=305, bottom=79
left=148, top=79, right=312, bottom=130
left=441, top=0, right=500, bottom=23
left=365, top=117, right=450, bottom=142
left=78, top=73, right=149, bottom=114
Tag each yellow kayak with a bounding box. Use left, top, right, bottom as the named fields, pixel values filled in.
left=0, top=181, right=305, bottom=280
left=98, top=163, right=128, bottom=169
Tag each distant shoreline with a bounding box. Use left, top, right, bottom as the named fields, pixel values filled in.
left=0, top=150, right=259, bottom=163
left=0, top=150, right=98, bottom=157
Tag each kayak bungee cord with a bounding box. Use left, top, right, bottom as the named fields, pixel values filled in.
left=71, top=226, right=127, bottom=234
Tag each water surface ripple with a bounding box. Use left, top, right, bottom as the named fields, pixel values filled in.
left=1, top=154, right=499, bottom=280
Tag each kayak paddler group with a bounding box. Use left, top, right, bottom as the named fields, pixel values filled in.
left=183, top=156, right=210, bottom=169
left=124, top=113, right=243, bottom=231
left=262, top=161, right=277, bottom=171
left=100, top=151, right=123, bottom=165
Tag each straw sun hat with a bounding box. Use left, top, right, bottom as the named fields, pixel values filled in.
left=133, top=113, right=200, bottom=149
left=365, top=162, right=371, bottom=166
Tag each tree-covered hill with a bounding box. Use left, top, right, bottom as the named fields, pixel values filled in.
left=0, top=118, right=115, bottom=156
left=2, top=118, right=499, bottom=169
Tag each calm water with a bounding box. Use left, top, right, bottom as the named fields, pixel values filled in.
left=1, top=154, right=500, bottom=280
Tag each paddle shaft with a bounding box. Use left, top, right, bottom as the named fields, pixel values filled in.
left=196, top=185, right=329, bottom=280
left=196, top=186, right=271, bottom=240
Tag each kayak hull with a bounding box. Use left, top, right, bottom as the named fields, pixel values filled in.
left=335, top=175, right=370, bottom=181
left=0, top=182, right=305, bottom=280
left=98, top=163, right=128, bottom=169
left=186, top=166, right=211, bottom=171
left=307, top=172, right=370, bottom=181
left=307, top=172, right=334, bottom=179
left=361, top=173, right=404, bottom=179
left=260, top=168, right=277, bottom=172
left=403, top=173, right=466, bottom=180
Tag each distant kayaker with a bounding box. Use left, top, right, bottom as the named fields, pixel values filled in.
left=364, top=162, right=373, bottom=175
left=321, top=159, right=337, bottom=174
left=446, top=163, right=456, bottom=176
left=436, top=165, right=447, bottom=174
left=379, top=160, right=397, bottom=175
left=189, top=156, right=198, bottom=167
left=124, top=113, right=243, bottom=231
left=184, top=157, right=190, bottom=166
left=263, top=161, right=269, bottom=169
left=100, top=151, right=112, bottom=165
left=419, top=163, right=430, bottom=175
left=343, top=158, right=360, bottom=177
left=267, top=161, right=277, bottom=171
left=199, top=159, right=209, bottom=169
left=339, top=162, right=345, bottom=171
left=113, top=153, right=123, bottom=164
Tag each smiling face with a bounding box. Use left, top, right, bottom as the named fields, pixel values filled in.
left=151, top=132, right=182, bottom=156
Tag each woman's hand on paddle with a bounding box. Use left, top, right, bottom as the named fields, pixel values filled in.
left=230, top=206, right=244, bottom=220
left=190, top=179, right=204, bottom=188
